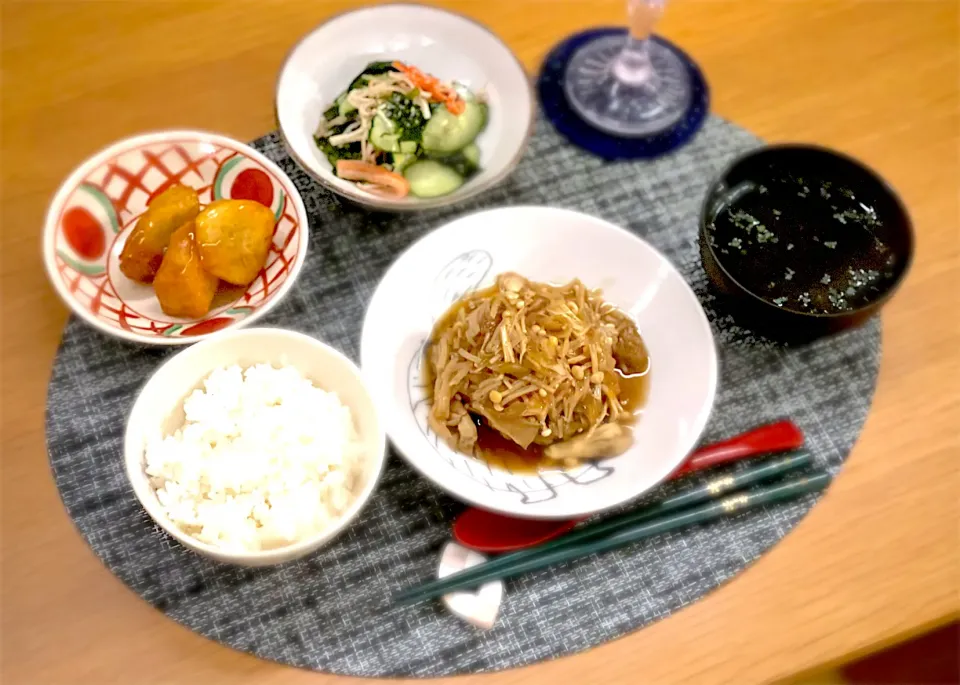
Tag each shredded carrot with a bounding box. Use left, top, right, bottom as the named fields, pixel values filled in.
left=336, top=160, right=410, bottom=198
left=392, top=61, right=466, bottom=115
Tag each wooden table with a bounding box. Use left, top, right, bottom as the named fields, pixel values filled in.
left=2, top=1, right=958, bottom=683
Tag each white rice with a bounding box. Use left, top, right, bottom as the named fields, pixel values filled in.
left=144, top=363, right=364, bottom=552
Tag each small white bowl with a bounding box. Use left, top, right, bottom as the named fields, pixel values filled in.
left=275, top=4, right=535, bottom=211
left=124, top=328, right=386, bottom=566
left=361, top=207, right=718, bottom=519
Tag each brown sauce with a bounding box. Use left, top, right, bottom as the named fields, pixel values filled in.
left=436, top=368, right=650, bottom=475
left=432, top=283, right=497, bottom=332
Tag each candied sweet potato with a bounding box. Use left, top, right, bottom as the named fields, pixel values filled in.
left=153, top=221, right=219, bottom=319
left=119, top=184, right=200, bottom=283
left=195, top=199, right=275, bottom=286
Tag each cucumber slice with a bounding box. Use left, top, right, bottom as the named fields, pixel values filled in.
left=325, top=92, right=348, bottom=120
left=424, top=146, right=480, bottom=178
left=338, top=99, right=356, bottom=117
left=462, top=143, right=480, bottom=167
left=391, top=152, right=417, bottom=173
left=370, top=115, right=400, bottom=152
left=399, top=140, right=418, bottom=154
left=404, top=160, right=464, bottom=198
left=421, top=100, right=486, bottom=153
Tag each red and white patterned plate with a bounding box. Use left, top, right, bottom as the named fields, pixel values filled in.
left=43, top=130, right=309, bottom=345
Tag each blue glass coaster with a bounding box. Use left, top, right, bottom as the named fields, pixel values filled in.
left=537, top=28, right=709, bottom=161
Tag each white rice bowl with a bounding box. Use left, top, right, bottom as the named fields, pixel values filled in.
left=145, top=364, right=364, bottom=553
left=124, top=327, right=386, bottom=566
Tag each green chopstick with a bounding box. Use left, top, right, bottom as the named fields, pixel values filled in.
left=395, top=469, right=830, bottom=605
left=395, top=451, right=812, bottom=603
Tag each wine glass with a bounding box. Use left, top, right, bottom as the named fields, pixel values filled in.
left=563, top=0, right=695, bottom=138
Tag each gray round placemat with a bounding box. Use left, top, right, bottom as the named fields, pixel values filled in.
left=46, top=114, right=880, bottom=677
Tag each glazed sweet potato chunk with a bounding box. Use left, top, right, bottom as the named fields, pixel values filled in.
left=153, top=221, right=219, bottom=319
left=195, top=199, right=275, bottom=286
left=119, top=184, right=200, bottom=283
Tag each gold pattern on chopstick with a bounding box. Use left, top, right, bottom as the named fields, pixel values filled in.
left=706, top=476, right=736, bottom=494
left=721, top=494, right=750, bottom=512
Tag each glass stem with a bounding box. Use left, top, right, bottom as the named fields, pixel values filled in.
left=613, top=0, right=665, bottom=87
left=613, top=38, right=657, bottom=87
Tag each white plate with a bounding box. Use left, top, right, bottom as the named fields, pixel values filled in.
left=361, top=207, right=718, bottom=519
left=275, top=4, right=534, bottom=211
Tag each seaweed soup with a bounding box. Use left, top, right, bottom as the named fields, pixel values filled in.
left=706, top=163, right=900, bottom=315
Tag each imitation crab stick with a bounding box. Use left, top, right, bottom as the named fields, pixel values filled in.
left=392, top=61, right=466, bottom=115
left=336, top=160, right=410, bottom=198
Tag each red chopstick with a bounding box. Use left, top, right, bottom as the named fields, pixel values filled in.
left=672, top=420, right=804, bottom=477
